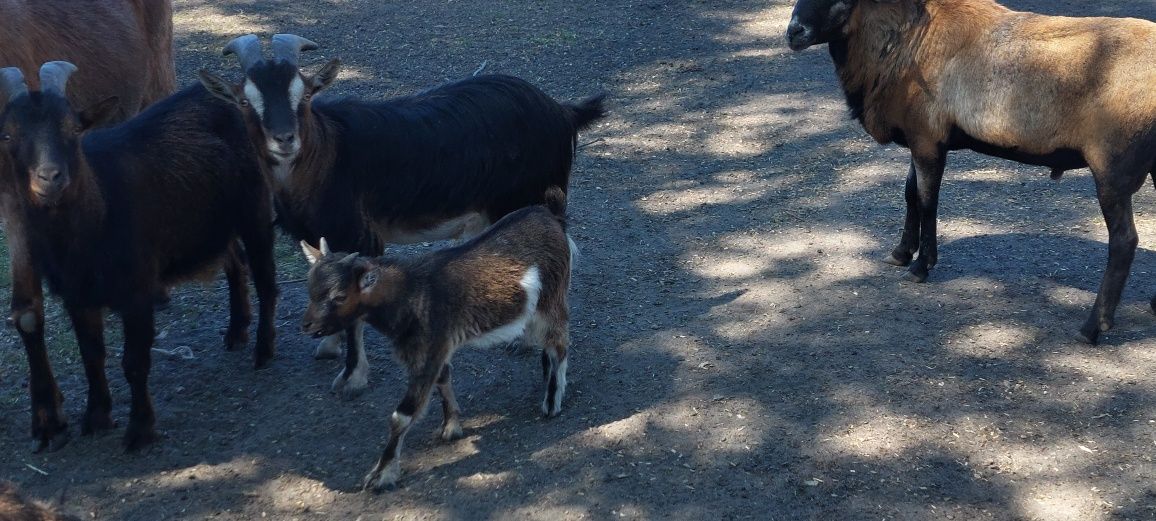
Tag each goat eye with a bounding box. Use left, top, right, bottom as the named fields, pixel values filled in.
left=0, top=133, right=9, bottom=142
left=331, top=294, right=347, bottom=305
left=239, top=99, right=250, bottom=108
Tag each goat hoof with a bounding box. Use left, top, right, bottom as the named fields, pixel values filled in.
left=363, top=462, right=401, bottom=493
left=313, top=338, right=342, bottom=360
left=902, top=269, right=928, bottom=283
left=253, top=350, right=275, bottom=370
left=224, top=332, right=249, bottom=352
left=333, top=371, right=369, bottom=401
left=440, top=421, right=463, bottom=441
left=122, top=424, right=158, bottom=452
left=81, top=412, right=116, bottom=435
left=882, top=252, right=912, bottom=267
left=1074, top=328, right=1099, bottom=345
left=33, top=430, right=71, bottom=454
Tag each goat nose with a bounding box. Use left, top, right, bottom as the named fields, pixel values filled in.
left=273, top=133, right=295, bottom=146
left=35, top=167, right=61, bottom=183
left=786, top=20, right=811, bottom=49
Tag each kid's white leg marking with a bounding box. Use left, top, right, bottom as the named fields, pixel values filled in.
left=553, top=356, right=568, bottom=414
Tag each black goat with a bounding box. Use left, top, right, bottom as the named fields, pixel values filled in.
left=198, top=34, right=604, bottom=399
left=0, top=62, right=277, bottom=451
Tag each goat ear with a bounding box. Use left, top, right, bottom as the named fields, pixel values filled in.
left=358, top=265, right=379, bottom=294
left=309, top=59, right=341, bottom=94
left=78, top=96, right=119, bottom=130
left=301, top=240, right=323, bottom=266
left=198, top=70, right=242, bottom=106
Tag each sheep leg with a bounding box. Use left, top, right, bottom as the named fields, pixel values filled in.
left=436, top=363, right=463, bottom=440
left=904, top=152, right=946, bottom=283
left=120, top=301, right=158, bottom=451
left=332, top=320, right=369, bottom=400
left=363, top=355, right=444, bottom=492
left=65, top=306, right=115, bottom=435
left=240, top=229, right=279, bottom=369
left=884, top=162, right=921, bottom=267
left=1078, top=193, right=1138, bottom=344
left=7, top=221, right=68, bottom=452
left=221, top=241, right=252, bottom=353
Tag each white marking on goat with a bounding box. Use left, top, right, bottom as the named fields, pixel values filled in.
left=288, top=75, right=305, bottom=110
left=371, top=212, right=491, bottom=244
left=269, top=160, right=294, bottom=185
left=243, top=80, right=265, bottom=121
left=390, top=411, right=413, bottom=429
left=468, top=266, right=541, bottom=349
left=552, top=356, right=568, bottom=413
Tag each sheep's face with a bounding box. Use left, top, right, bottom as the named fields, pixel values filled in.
left=300, top=240, right=379, bottom=338
left=787, top=0, right=858, bottom=50
left=198, top=59, right=340, bottom=167
left=0, top=92, right=115, bottom=207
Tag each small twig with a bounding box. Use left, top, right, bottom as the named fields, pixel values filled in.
left=25, top=463, right=49, bottom=476
left=472, top=60, right=489, bottom=76
left=577, top=137, right=605, bottom=150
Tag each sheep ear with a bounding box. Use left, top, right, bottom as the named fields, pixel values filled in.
left=358, top=266, right=379, bottom=293
left=309, top=58, right=341, bottom=94
left=301, top=240, right=323, bottom=265
left=197, top=70, right=242, bottom=106
left=78, top=96, right=120, bottom=130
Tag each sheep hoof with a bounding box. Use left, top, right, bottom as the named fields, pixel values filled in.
left=882, top=252, right=912, bottom=267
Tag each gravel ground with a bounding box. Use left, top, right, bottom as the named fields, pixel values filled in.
left=3, top=0, right=1156, bottom=519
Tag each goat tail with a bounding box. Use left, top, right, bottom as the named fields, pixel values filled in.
left=544, top=186, right=568, bottom=226
left=565, top=92, right=607, bottom=132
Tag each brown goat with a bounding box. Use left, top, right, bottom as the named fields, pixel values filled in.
left=787, top=0, right=1156, bottom=343
left=300, top=188, right=574, bottom=492
left=0, top=482, right=78, bottom=521
left=1, top=0, right=175, bottom=450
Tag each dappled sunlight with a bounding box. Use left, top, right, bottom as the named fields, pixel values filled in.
left=259, top=474, right=340, bottom=514
left=173, top=5, right=270, bottom=37
left=151, top=457, right=261, bottom=488
left=1018, top=482, right=1106, bottom=521
left=945, top=323, right=1040, bottom=358
left=823, top=408, right=931, bottom=458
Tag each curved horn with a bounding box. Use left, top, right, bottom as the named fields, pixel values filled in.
left=39, top=61, right=78, bottom=97
left=223, top=34, right=264, bottom=72
left=271, top=34, right=319, bottom=65
left=0, top=67, right=28, bottom=100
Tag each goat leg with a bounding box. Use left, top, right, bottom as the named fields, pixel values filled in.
left=332, top=320, right=369, bottom=400
left=541, top=318, right=570, bottom=417
left=120, top=301, right=158, bottom=451
left=884, top=162, right=921, bottom=267
left=240, top=228, right=279, bottom=369
left=435, top=363, right=462, bottom=441
left=222, top=240, right=252, bottom=352
left=1078, top=191, right=1138, bottom=344
left=7, top=219, right=68, bottom=452
left=66, top=306, right=115, bottom=435
left=904, top=151, right=946, bottom=283
left=364, top=357, right=443, bottom=492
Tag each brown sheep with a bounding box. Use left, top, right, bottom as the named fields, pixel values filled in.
left=786, top=0, right=1156, bottom=344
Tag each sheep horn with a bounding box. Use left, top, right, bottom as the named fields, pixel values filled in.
left=0, top=67, right=28, bottom=100
left=223, top=34, right=264, bottom=72
left=39, top=61, right=78, bottom=97
left=271, top=34, right=319, bottom=65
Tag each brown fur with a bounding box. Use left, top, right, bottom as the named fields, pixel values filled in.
left=301, top=188, right=573, bottom=492
left=0, top=482, right=79, bottom=521
left=805, top=0, right=1156, bottom=343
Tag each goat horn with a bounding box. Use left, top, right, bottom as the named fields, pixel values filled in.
left=0, top=67, right=28, bottom=100
left=223, top=34, right=264, bottom=72
left=39, top=61, right=78, bottom=97
left=271, top=34, right=319, bottom=65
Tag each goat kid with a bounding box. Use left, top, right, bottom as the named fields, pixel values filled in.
left=0, top=481, right=79, bottom=521
left=199, top=34, right=604, bottom=399
left=0, top=62, right=277, bottom=451
left=300, top=187, right=574, bottom=492
left=787, top=0, right=1156, bottom=343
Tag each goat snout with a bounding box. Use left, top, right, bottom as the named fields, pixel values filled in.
left=30, top=166, right=68, bottom=202
left=786, top=20, right=813, bottom=51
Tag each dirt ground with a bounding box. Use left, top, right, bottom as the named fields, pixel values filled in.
left=4, top=0, right=1156, bottom=519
